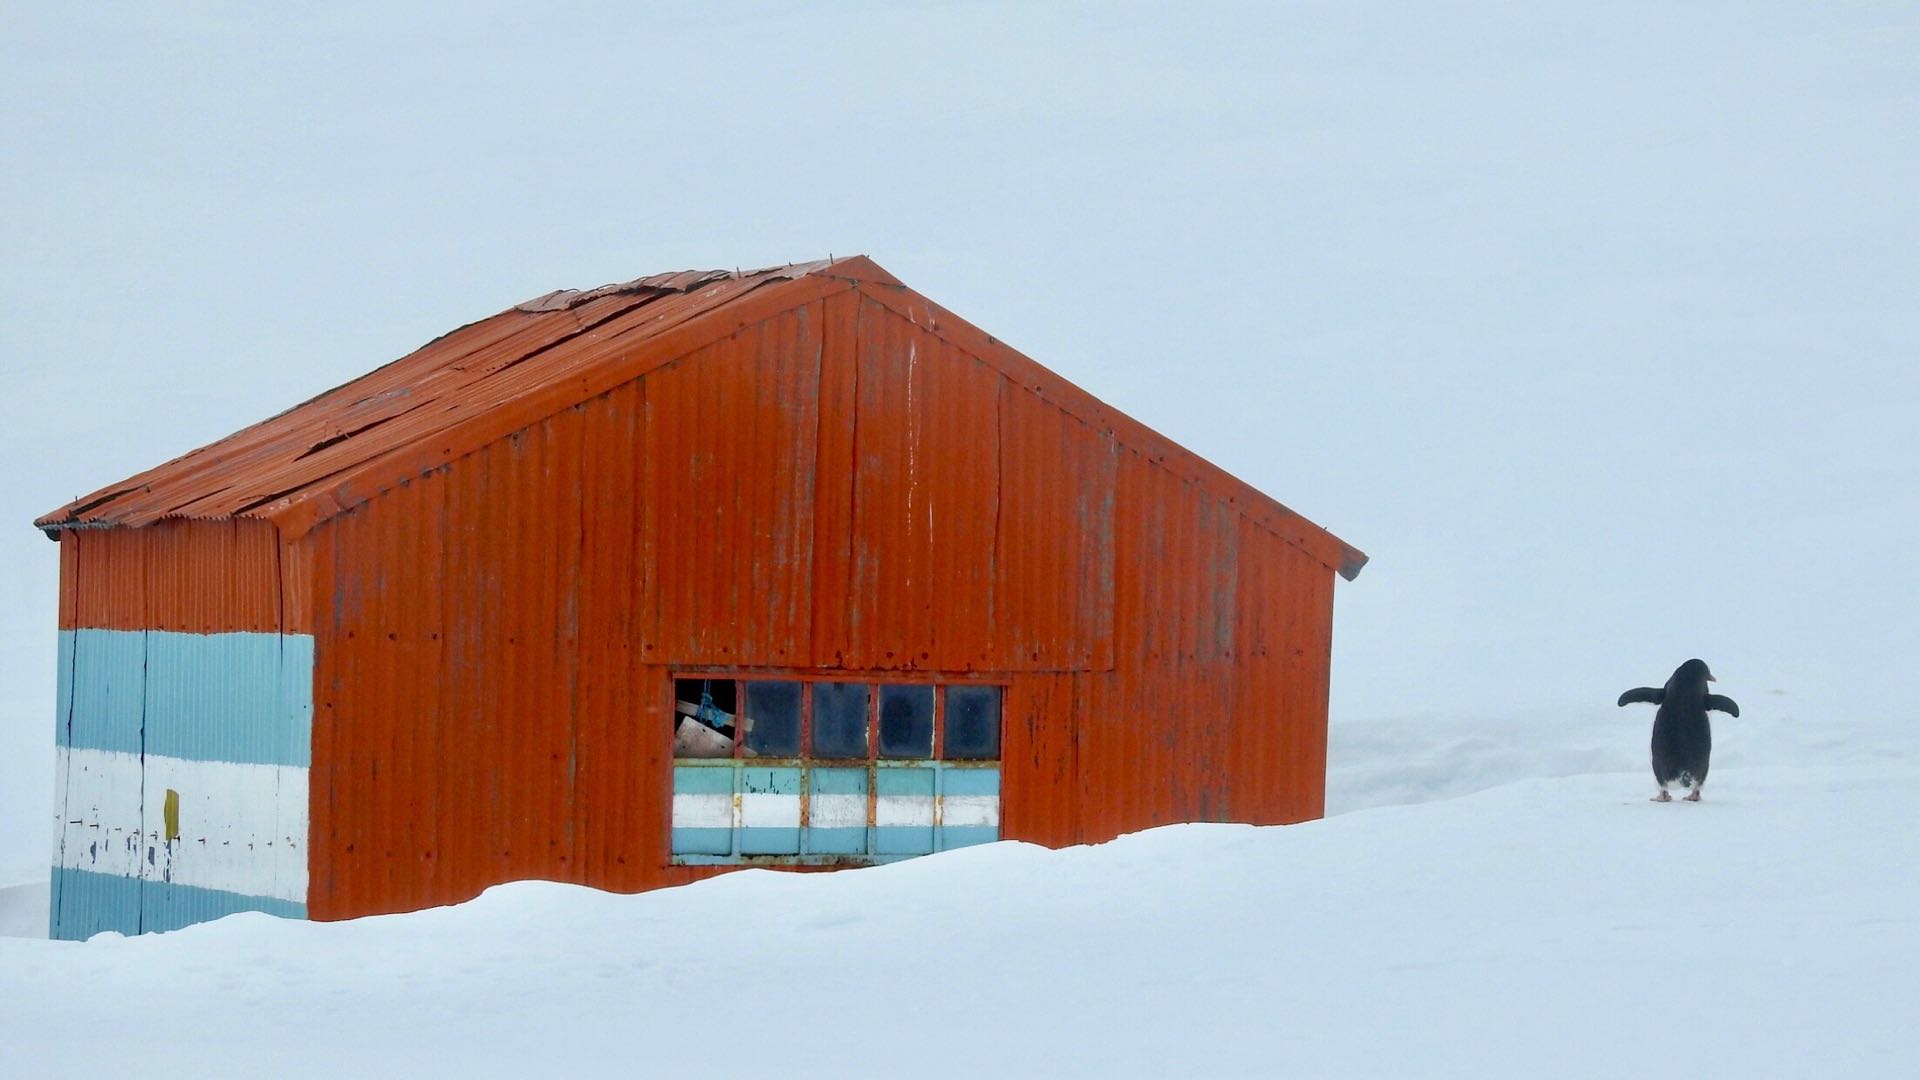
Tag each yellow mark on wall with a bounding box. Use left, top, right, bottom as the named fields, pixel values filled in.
left=163, top=788, right=180, bottom=842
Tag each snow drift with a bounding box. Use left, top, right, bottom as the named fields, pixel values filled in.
left=1, top=698, right=1912, bottom=1077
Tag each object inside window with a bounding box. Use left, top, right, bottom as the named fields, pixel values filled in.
left=672, top=678, right=738, bottom=758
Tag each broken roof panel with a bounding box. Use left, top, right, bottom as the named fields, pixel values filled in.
left=37, top=262, right=833, bottom=531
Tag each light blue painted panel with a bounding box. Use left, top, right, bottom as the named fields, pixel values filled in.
left=62, top=629, right=146, bottom=753
left=809, top=767, right=867, bottom=796
left=673, top=765, right=735, bottom=856
left=740, top=766, right=801, bottom=796
left=875, top=766, right=935, bottom=855
left=671, top=761, right=999, bottom=863
left=875, top=826, right=935, bottom=855
left=671, top=827, right=734, bottom=856
left=806, top=827, right=868, bottom=855
left=54, top=629, right=75, bottom=734
left=278, top=634, right=316, bottom=765
left=938, top=825, right=999, bottom=851
left=939, top=765, right=1001, bottom=797
left=806, top=767, right=868, bottom=856
left=738, top=827, right=801, bottom=855
left=739, top=767, right=800, bottom=854
left=50, top=863, right=140, bottom=940
left=875, top=764, right=937, bottom=797
left=676, top=853, right=888, bottom=867
left=145, top=631, right=313, bottom=767
left=937, top=765, right=1000, bottom=852
left=50, top=867, right=305, bottom=941
left=673, top=764, right=736, bottom=795
left=59, top=629, right=314, bottom=767
left=141, top=874, right=306, bottom=933
left=54, top=628, right=316, bottom=937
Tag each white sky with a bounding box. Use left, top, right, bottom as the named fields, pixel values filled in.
left=3, top=2, right=1915, bottom=874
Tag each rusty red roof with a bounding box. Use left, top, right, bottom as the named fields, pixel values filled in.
left=36, top=256, right=1365, bottom=578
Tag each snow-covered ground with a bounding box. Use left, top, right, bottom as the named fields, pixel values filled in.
left=0, top=878, right=46, bottom=939
left=2, top=691, right=1912, bottom=1077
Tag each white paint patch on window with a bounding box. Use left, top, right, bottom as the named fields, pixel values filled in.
left=808, top=793, right=868, bottom=829
left=670, top=792, right=733, bottom=830
left=739, top=793, right=799, bottom=830
left=939, top=794, right=1000, bottom=828
left=875, top=794, right=934, bottom=828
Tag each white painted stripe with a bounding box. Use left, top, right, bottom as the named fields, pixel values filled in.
left=55, top=746, right=142, bottom=879
left=809, top=792, right=868, bottom=829
left=671, top=792, right=733, bottom=830
left=875, top=794, right=934, bottom=828
left=740, top=792, right=799, bottom=829
left=54, top=748, right=307, bottom=903
left=940, top=794, right=1000, bottom=828
left=673, top=786, right=998, bottom=832
left=51, top=739, right=72, bottom=873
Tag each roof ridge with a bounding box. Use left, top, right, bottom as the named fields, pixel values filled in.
left=512, top=259, right=842, bottom=314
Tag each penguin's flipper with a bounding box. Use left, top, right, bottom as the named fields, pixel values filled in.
left=1617, top=687, right=1664, bottom=707
left=1705, top=694, right=1740, bottom=717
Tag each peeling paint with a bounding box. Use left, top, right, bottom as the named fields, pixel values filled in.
left=49, top=626, right=313, bottom=939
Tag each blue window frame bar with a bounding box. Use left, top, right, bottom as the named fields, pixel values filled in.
left=671, top=675, right=1003, bottom=866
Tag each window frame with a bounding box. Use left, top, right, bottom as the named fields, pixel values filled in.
left=669, top=671, right=1005, bottom=866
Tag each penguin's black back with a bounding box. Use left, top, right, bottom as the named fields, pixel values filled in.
left=1651, top=701, right=1712, bottom=787
left=1628, top=658, right=1728, bottom=788
left=1651, top=657, right=1712, bottom=780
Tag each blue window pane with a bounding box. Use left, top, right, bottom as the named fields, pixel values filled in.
left=878, top=684, right=934, bottom=759
left=811, top=683, right=869, bottom=758
left=743, top=681, right=801, bottom=757
left=944, top=685, right=1001, bottom=760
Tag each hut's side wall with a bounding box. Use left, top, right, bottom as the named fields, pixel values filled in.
left=305, top=286, right=1336, bottom=917
left=48, top=519, right=313, bottom=939
left=1054, top=469, right=1334, bottom=845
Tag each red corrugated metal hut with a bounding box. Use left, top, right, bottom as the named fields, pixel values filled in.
left=36, top=256, right=1366, bottom=939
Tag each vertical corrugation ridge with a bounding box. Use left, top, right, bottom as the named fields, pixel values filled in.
left=134, top=628, right=149, bottom=934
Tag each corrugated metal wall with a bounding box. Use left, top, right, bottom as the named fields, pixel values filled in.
left=302, top=282, right=1337, bottom=919
left=61, top=518, right=296, bottom=634
left=50, top=520, right=314, bottom=938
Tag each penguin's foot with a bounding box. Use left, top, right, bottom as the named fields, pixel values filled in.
left=1651, top=790, right=1672, bottom=802
left=1684, top=788, right=1702, bottom=802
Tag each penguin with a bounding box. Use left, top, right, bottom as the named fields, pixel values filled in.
left=1617, top=659, right=1740, bottom=802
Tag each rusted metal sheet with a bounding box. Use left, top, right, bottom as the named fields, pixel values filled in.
left=61, top=518, right=293, bottom=634
left=807, top=288, right=863, bottom=667
left=639, top=310, right=823, bottom=668
left=852, top=281, right=1367, bottom=581
left=35, top=263, right=853, bottom=541
left=998, top=672, right=1081, bottom=847
left=301, top=281, right=1348, bottom=915
left=46, top=255, right=1362, bottom=929
left=38, top=257, right=1363, bottom=584
left=993, top=362, right=1118, bottom=672
left=306, top=387, right=645, bottom=917
left=1052, top=451, right=1338, bottom=845
left=843, top=297, right=1004, bottom=671
left=513, top=264, right=834, bottom=313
